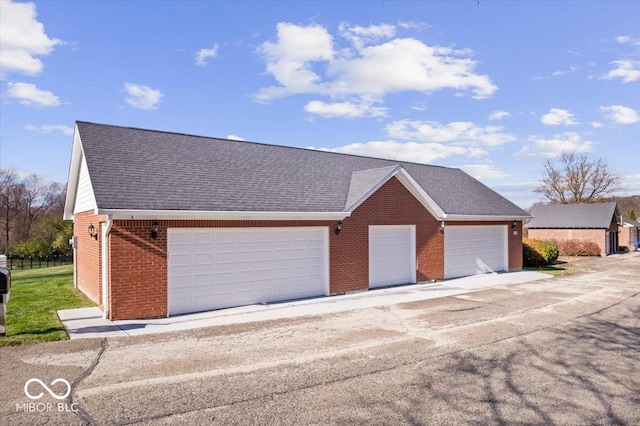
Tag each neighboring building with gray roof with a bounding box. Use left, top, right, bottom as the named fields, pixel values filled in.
left=525, top=202, right=620, bottom=256
left=64, top=121, right=530, bottom=320
left=620, top=216, right=640, bottom=251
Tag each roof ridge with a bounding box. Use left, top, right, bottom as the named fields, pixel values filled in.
left=75, top=120, right=457, bottom=170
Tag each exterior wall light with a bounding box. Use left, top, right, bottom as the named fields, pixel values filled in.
left=440, top=221, right=445, bottom=233
left=512, top=221, right=517, bottom=229
left=151, top=220, right=160, bottom=239
left=335, top=221, right=342, bottom=235
left=88, top=224, right=98, bottom=240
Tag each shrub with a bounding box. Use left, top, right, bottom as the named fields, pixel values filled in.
left=555, top=239, right=601, bottom=256
left=523, top=238, right=559, bottom=267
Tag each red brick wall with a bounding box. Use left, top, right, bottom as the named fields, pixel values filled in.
left=73, top=210, right=104, bottom=305
left=329, top=177, right=443, bottom=293
left=527, top=229, right=606, bottom=255
left=103, top=177, right=523, bottom=320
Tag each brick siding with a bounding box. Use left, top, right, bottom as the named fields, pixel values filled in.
left=73, top=210, right=105, bottom=305
left=527, top=229, right=607, bottom=255
left=76, top=177, right=523, bottom=320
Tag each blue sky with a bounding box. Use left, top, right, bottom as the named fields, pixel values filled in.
left=1, top=0, right=638, bottom=208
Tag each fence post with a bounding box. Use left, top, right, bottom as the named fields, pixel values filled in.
left=30, top=256, right=33, bottom=269
left=20, top=256, right=24, bottom=269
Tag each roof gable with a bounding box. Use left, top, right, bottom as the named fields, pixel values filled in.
left=66, top=121, right=530, bottom=220
left=526, top=202, right=618, bottom=229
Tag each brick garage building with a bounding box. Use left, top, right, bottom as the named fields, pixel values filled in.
left=525, top=202, right=620, bottom=256
left=65, top=122, right=530, bottom=320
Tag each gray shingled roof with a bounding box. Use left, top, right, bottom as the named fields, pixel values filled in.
left=525, top=202, right=618, bottom=229
left=76, top=121, right=529, bottom=217
left=621, top=216, right=640, bottom=227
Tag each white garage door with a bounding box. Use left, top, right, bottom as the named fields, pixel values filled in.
left=168, top=227, right=328, bottom=316
left=444, top=225, right=508, bottom=279
left=369, top=225, right=416, bottom=288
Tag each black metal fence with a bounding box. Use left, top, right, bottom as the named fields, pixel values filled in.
left=3, top=255, right=73, bottom=270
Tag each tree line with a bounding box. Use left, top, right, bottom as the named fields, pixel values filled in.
left=0, top=168, right=71, bottom=257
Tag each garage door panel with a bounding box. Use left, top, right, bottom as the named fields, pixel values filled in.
left=168, top=227, right=328, bottom=316
left=369, top=225, right=416, bottom=289
left=444, top=225, right=507, bottom=279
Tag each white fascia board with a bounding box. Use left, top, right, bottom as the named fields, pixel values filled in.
left=345, top=165, right=402, bottom=212
left=345, top=166, right=447, bottom=220
left=96, top=209, right=351, bottom=221
left=63, top=125, right=82, bottom=221
left=393, top=168, right=447, bottom=220
left=445, top=214, right=532, bottom=222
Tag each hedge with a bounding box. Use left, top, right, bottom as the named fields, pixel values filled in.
left=523, top=238, right=559, bottom=267
left=553, top=239, right=601, bottom=256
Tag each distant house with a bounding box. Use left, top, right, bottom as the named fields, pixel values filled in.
left=619, top=216, right=640, bottom=251
left=525, top=202, right=620, bottom=256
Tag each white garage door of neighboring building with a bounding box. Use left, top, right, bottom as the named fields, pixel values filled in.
left=444, top=225, right=508, bottom=279
left=369, top=225, right=416, bottom=289
left=168, top=227, right=328, bottom=316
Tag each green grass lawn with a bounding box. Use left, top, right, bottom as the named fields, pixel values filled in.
left=524, top=265, right=575, bottom=276
left=0, top=265, right=95, bottom=346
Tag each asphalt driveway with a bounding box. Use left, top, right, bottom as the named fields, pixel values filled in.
left=1, top=252, right=639, bottom=425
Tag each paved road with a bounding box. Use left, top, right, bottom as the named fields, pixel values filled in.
left=1, top=253, right=639, bottom=425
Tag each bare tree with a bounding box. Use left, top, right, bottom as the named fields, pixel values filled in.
left=0, top=168, right=65, bottom=252
left=535, top=152, right=623, bottom=204
left=19, top=174, right=61, bottom=241
left=0, top=169, right=25, bottom=251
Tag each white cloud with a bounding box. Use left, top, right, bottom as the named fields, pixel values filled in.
left=540, top=108, right=577, bottom=126
left=313, top=117, right=514, bottom=165
left=600, top=59, right=640, bottom=83
left=599, top=105, right=640, bottom=124
left=226, top=134, right=245, bottom=141
left=254, top=22, right=497, bottom=108
left=615, top=35, right=640, bottom=46
left=254, top=22, right=334, bottom=102
left=490, top=181, right=539, bottom=209
left=515, top=132, right=594, bottom=158
left=24, top=124, right=73, bottom=135
left=338, top=23, right=396, bottom=50
left=195, top=43, right=219, bottom=66
left=0, top=0, right=61, bottom=78
left=591, top=121, right=604, bottom=128
left=327, top=38, right=497, bottom=100
left=459, top=164, right=510, bottom=180
left=489, top=110, right=510, bottom=121
left=385, top=119, right=516, bottom=147
left=7, top=82, right=59, bottom=107
left=123, top=83, right=163, bottom=110
left=550, top=64, right=580, bottom=77
left=322, top=140, right=467, bottom=164
left=397, top=21, right=430, bottom=30
left=304, top=100, right=387, bottom=118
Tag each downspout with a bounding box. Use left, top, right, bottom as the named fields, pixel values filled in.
left=101, top=215, right=113, bottom=319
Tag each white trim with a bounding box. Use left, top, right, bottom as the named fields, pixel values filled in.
left=345, top=166, right=446, bottom=220
left=63, top=125, right=83, bottom=220
left=323, top=228, right=330, bottom=296
left=100, top=216, right=113, bottom=319
left=97, top=209, right=350, bottom=221
left=393, top=169, right=447, bottom=220
left=445, top=214, right=531, bottom=221
left=346, top=165, right=402, bottom=212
